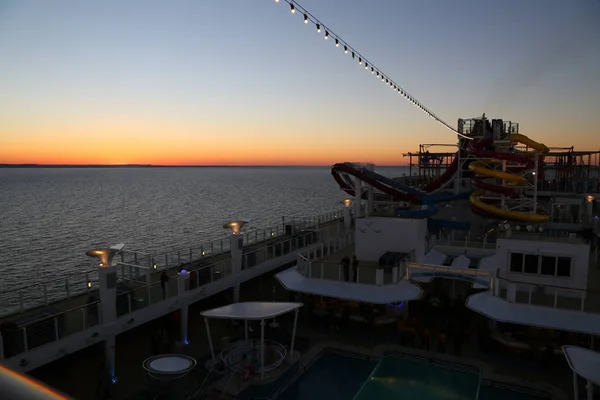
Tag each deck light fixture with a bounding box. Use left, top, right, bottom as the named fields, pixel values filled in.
left=586, top=195, right=595, bottom=203
left=335, top=39, right=339, bottom=47
left=223, top=219, right=251, bottom=235
left=290, top=3, right=295, bottom=13
left=86, top=243, right=125, bottom=267
left=304, top=14, right=308, bottom=23
left=341, top=199, right=353, bottom=208
left=316, top=24, right=320, bottom=32
left=344, top=46, right=348, bottom=53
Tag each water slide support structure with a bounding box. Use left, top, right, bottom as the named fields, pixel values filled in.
left=331, top=162, right=471, bottom=229
left=467, top=133, right=550, bottom=223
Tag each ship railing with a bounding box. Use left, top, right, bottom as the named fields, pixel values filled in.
left=434, top=229, right=497, bottom=249
left=0, top=300, right=103, bottom=360
left=300, top=260, right=400, bottom=286
left=296, top=232, right=354, bottom=262
left=0, top=231, right=332, bottom=359
left=239, top=231, right=323, bottom=271
left=493, top=276, right=600, bottom=314
left=0, top=262, right=154, bottom=317
left=121, top=209, right=344, bottom=272
left=283, top=210, right=344, bottom=232
left=405, top=263, right=494, bottom=288
left=0, top=269, right=99, bottom=317
left=0, top=210, right=344, bottom=317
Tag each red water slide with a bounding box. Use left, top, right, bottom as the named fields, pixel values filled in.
left=332, top=147, right=466, bottom=200
left=331, top=163, right=417, bottom=201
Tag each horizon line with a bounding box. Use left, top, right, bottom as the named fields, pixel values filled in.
left=0, top=163, right=410, bottom=168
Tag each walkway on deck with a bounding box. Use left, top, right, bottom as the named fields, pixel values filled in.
left=0, top=215, right=347, bottom=370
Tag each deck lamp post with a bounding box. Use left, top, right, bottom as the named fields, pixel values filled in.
left=223, top=219, right=250, bottom=303
left=585, top=195, right=595, bottom=224
left=341, top=199, right=353, bottom=229
left=86, top=243, right=124, bottom=384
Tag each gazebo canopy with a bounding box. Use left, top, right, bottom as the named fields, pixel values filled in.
left=563, top=345, right=600, bottom=386
left=200, top=301, right=302, bottom=320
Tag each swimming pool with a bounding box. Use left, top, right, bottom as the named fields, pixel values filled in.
left=278, top=352, right=376, bottom=400
left=277, top=351, right=551, bottom=400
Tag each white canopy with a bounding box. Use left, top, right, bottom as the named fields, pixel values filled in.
left=563, top=346, right=600, bottom=386
left=467, top=291, right=600, bottom=335
left=275, top=268, right=422, bottom=303
left=200, top=301, right=302, bottom=320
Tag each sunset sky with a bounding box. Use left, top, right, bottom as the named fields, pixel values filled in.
left=1, top=0, right=599, bottom=166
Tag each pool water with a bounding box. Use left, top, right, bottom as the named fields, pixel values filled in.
left=278, top=353, right=376, bottom=400
left=354, top=356, right=478, bottom=400
left=278, top=352, right=550, bottom=400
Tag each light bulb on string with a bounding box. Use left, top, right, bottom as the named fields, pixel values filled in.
left=274, top=0, right=470, bottom=139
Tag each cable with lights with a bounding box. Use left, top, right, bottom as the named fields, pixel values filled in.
left=274, top=0, right=472, bottom=140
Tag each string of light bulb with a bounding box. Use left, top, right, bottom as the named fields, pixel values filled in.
left=274, top=0, right=472, bottom=140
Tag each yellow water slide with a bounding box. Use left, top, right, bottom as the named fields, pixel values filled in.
left=468, top=134, right=550, bottom=223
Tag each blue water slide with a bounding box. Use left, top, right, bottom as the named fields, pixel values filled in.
left=351, top=164, right=471, bottom=228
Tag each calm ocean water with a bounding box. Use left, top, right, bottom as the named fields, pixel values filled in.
left=0, top=166, right=408, bottom=292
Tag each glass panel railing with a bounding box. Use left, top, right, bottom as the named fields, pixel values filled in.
left=0, top=269, right=100, bottom=317
left=304, top=262, right=398, bottom=286
left=494, top=277, right=591, bottom=312
left=2, top=301, right=102, bottom=359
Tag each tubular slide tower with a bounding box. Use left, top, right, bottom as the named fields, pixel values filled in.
left=461, top=114, right=550, bottom=223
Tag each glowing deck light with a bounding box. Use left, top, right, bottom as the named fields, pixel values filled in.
left=223, top=219, right=251, bottom=235
left=341, top=199, right=353, bottom=208
left=85, top=243, right=124, bottom=267
left=586, top=195, right=595, bottom=203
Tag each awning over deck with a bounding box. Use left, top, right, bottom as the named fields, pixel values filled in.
left=467, top=291, right=600, bottom=335
left=563, top=346, right=600, bottom=387
left=275, top=268, right=423, bottom=304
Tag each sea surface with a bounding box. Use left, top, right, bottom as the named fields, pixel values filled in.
left=0, top=166, right=408, bottom=292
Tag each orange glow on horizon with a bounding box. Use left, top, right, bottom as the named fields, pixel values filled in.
left=1, top=118, right=598, bottom=167
left=0, top=364, right=71, bottom=400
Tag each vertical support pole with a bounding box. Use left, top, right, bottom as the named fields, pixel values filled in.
left=289, top=309, right=299, bottom=361
left=98, top=264, right=118, bottom=381
left=343, top=205, right=352, bottom=229
left=244, top=320, right=249, bottom=341
left=178, top=269, right=190, bottom=344
left=573, top=371, right=579, bottom=400
left=205, top=317, right=215, bottom=366
left=231, top=233, right=243, bottom=303
left=260, top=319, right=265, bottom=379
left=533, top=154, right=539, bottom=214
left=353, top=174, right=362, bottom=219
left=104, top=334, right=116, bottom=383
left=587, top=379, right=593, bottom=400
left=366, top=163, right=375, bottom=215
